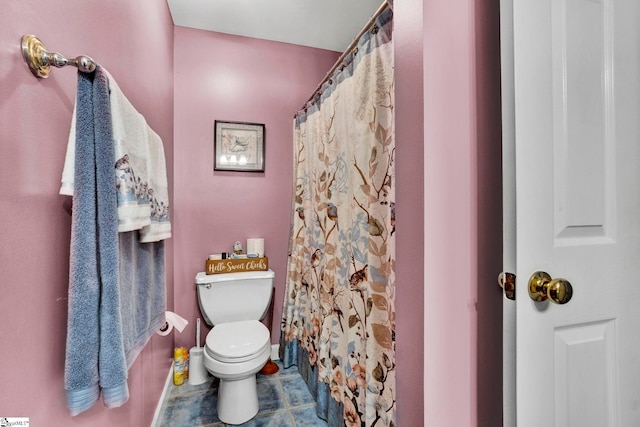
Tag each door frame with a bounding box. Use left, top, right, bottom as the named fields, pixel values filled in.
left=500, top=0, right=517, bottom=425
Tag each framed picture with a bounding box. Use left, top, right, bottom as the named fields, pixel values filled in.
left=214, top=120, right=265, bottom=172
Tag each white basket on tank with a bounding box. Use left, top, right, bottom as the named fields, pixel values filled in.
left=195, top=270, right=274, bottom=326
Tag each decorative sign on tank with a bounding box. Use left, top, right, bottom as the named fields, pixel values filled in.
left=205, top=257, right=269, bottom=275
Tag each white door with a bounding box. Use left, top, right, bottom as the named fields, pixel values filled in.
left=503, top=0, right=640, bottom=426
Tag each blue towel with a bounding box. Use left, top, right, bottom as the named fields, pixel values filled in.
left=64, top=67, right=166, bottom=415
left=118, top=230, right=166, bottom=368
left=64, top=66, right=125, bottom=415
left=64, top=68, right=100, bottom=415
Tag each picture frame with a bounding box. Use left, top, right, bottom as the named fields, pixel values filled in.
left=214, top=120, right=265, bottom=172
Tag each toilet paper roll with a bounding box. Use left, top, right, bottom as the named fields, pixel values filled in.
left=246, top=238, right=265, bottom=257
left=157, top=311, right=189, bottom=336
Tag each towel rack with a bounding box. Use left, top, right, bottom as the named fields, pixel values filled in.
left=21, top=34, right=96, bottom=78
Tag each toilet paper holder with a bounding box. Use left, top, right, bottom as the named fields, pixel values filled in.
left=157, top=311, right=189, bottom=336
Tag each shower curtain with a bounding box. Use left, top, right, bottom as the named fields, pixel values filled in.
left=280, top=6, right=395, bottom=427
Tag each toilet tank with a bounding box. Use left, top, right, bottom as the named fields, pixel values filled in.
left=195, top=269, right=274, bottom=326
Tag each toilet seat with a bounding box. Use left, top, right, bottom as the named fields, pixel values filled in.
left=205, top=320, right=270, bottom=363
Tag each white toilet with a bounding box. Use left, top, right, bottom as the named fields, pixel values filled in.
left=195, top=269, right=274, bottom=425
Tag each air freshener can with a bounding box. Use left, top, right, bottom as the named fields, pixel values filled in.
left=173, top=347, right=185, bottom=386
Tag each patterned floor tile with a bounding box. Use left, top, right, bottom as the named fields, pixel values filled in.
left=290, top=405, right=329, bottom=427
left=169, top=375, right=217, bottom=396
left=235, top=409, right=295, bottom=427
left=280, top=375, right=316, bottom=408
left=279, top=363, right=302, bottom=377
left=157, top=360, right=328, bottom=427
left=161, top=387, right=220, bottom=426
left=256, top=379, right=287, bottom=413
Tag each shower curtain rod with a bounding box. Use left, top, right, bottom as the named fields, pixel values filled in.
left=21, top=34, right=97, bottom=79
left=299, top=1, right=391, bottom=110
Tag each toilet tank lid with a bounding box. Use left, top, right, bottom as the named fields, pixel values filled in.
left=195, top=269, right=275, bottom=284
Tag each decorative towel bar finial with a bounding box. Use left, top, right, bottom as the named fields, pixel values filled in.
left=21, top=34, right=96, bottom=78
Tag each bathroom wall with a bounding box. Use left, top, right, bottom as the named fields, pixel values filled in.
left=172, top=27, right=340, bottom=348
left=0, top=2, right=174, bottom=426
left=420, top=0, right=504, bottom=426
left=393, top=0, right=426, bottom=425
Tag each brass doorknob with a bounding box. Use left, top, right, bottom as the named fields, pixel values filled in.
left=528, top=271, right=573, bottom=304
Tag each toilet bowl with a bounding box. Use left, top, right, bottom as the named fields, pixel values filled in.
left=202, top=320, right=271, bottom=425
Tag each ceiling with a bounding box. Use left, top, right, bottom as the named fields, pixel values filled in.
left=167, top=0, right=385, bottom=52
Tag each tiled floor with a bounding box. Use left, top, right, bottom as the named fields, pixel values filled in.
left=155, top=360, right=329, bottom=426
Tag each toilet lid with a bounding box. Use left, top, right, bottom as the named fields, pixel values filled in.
left=205, top=320, right=270, bottom=362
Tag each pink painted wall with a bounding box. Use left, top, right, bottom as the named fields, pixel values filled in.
left=394, top=0, right=426, bottom=426
left=172, top=27, right=340, bottom=348
left=0, top=2, right=174, bottom=426
left=420, top=0, right=503, bottom=426
left=423, top=0, right=477, bottom=423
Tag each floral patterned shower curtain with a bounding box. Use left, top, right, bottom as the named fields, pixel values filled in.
left=280, top=6, right=395, bottom=427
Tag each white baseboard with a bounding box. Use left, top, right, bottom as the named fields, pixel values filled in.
left=150, top=364, right=173, bottom=427
left=271, top=344, right=280, bottom=361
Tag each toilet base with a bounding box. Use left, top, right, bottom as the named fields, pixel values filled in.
left=217, top=375, right=259, bottom=425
